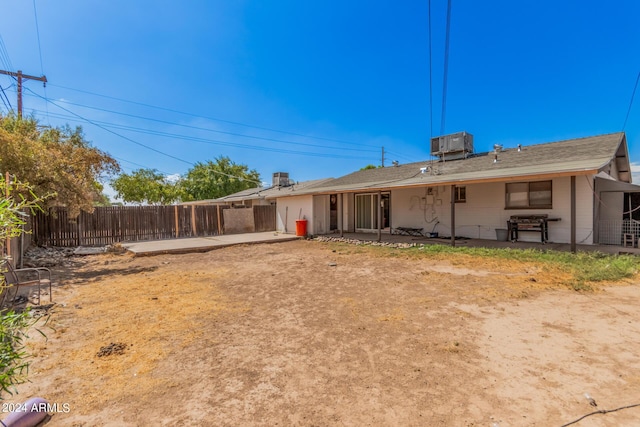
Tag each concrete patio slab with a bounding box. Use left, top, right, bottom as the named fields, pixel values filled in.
left=121, top=232, right=300, bottom=256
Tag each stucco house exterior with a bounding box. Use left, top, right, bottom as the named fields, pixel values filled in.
left=274, top=132, right=640, bottom=250
left=181, top=173, right=333, bottom=208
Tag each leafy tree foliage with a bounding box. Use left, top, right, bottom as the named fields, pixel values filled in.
left=359, top=164, right=380, bottom=170
left=0, top=114, right=120, bottom=216
left=179, top=157, right=261, bottom=202
left=111, top=169, right=180, bottom=205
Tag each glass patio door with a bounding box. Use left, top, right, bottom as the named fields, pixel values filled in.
left=355, top=193, right=389, bottom=231
left=356, top=194, right=376, bottom=231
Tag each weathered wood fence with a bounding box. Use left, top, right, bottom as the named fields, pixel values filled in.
left=33, top=205, right=276, bottom=247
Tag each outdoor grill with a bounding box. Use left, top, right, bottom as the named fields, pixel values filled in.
left=507, top=214, right=560, bottom=243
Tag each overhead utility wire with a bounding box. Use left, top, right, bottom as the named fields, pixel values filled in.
left=0, top=34, right=14, bottom=72
left=622, top=70, right=640, bottom=131
left=0, top=85, right=12, bottom=111
left=32, top=0, right=50, bottom=124
left=29, top=108, right=378, bottom=161
left=36, top=97, right=378, bottom=153
left=428, top=0, right=433, bottom=138
left=112, top=156, right=171, bottom=175
left=385, top=150, right=423, bottom=163
left=32, top=0, right=45, bottom=74
left=47, top=83, right=379, bottom=149
left=26, top=87, right=262, bottom=185
left=0, top=88, right=10, bottom=111
left=440, top=0, right=452, bottom=135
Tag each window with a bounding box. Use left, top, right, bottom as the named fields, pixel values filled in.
left=454, top=186, right=466, bottom=203
left=506, top=181, right=552, bottom=209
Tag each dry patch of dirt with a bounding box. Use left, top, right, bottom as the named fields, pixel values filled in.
left=4, top=240, right=640, bottom=426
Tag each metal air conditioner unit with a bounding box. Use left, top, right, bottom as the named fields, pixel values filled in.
left=430, top=131, right=474, bottom=161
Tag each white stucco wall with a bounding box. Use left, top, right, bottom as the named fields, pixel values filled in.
left=276, top=195, right=314, bottom=234
left=390, top=176, right=595, bottom=244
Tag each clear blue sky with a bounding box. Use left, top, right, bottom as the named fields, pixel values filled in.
left=1, top=1, right=639, bottom=195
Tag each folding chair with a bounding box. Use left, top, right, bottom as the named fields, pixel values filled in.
left=1, top=258, right=52, bottom=306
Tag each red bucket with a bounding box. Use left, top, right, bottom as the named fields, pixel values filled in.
left=295, top=219, right=308, bottom=236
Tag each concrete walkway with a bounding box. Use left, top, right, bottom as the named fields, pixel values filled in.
left=122, top=232, right=300, bottom=256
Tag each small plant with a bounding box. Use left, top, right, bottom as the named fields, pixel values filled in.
left=0, top=309, right=43, bottom=397
left=0, top=177, right=50, bottom=398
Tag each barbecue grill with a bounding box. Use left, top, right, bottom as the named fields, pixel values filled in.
left=507, top=214, right=560, bottom=243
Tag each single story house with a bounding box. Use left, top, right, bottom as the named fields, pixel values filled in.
left=274, top=132, right=640, bottom=250
left=181, top=173, right=333, bottom=208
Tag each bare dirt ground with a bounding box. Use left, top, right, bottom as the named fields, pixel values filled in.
left=4, top=240, right=640, bottom=426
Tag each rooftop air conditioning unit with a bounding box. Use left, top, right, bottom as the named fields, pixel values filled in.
left=430, top=131, right=473, bottom=160
left=272, top=172, right=290, bottom=187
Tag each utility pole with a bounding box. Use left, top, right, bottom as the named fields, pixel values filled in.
left=0, top=70, right=47, bottom=118
left=381, top=146, right=385, bottom=167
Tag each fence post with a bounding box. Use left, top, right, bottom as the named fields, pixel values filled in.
left=77, top=213, right=83, bottom=247
left=217, top=205, right=223, bottom=235
left=191, top=205, right=197, bottom=236
left=174, top=205, right=179, bottom=238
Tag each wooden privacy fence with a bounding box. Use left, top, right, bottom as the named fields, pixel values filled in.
left=33, top=204, right=276, bottom=247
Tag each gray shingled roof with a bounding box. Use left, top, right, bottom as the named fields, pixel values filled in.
left=281, top=132, right=627, bottom=196
left=182, top=178, right=334, bottom=204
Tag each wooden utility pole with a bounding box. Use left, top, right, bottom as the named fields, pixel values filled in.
left=0, top=70, right=47, bottom=118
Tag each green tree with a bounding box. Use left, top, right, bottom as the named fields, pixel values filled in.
left=179, top=156, right=261, bottom=202
left=111, top=169, right=180, bottom=205
left=360, top=164, right=379, bottom=170
left=0, top=114, right=120, bottom=216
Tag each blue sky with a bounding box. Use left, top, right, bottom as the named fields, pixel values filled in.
left=1, top=1, right=639, bottom=196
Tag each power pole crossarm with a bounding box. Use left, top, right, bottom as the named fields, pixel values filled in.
left=0, top=69, right=47, bottom=118
left=0, top=69, right=47, bottom=83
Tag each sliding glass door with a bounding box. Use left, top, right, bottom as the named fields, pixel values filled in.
left=355, top=193, right=389, bottom=232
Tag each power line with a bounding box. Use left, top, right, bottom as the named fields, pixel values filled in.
left=32, top=0, right=50, bottom=124
left=29, top=88, right=350, bottom=185
left=0, top=34, right=14, bottom=72
left=0, top=70, right=47, bottom=118
left=32, top=0, right=45, bottom=74
left=428, top=0, right=433, bottom=138
left=385, top=150, right=423, bottom=163
left=26, top=88, right=212, bottom=173
left=33, top=96, right=378, bottom=154
left=0, top=85, right=12, bottom=112
left=112, top=155, right=171, bottom=176
left=46, top=83, right=380, bottom=149
left=622, top=69, right=640, bottom=131
left=440, top=0, right=452, bottom=135
left=28, top=107, right=379, bottom=161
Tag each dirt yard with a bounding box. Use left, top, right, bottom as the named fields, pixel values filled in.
left=4, top=240, right=640, bottom=426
